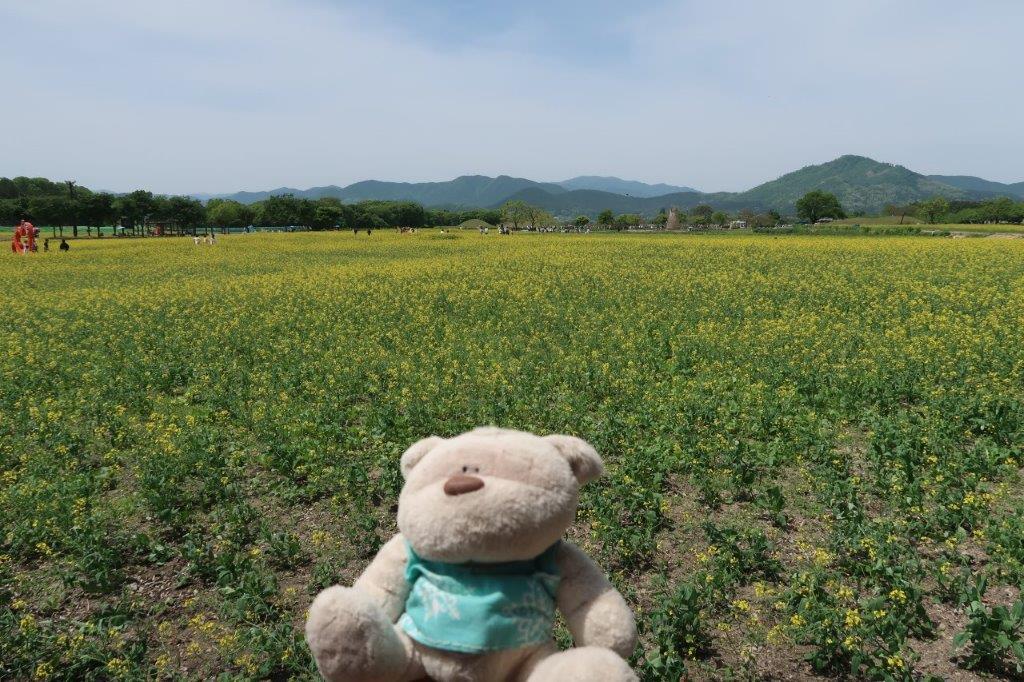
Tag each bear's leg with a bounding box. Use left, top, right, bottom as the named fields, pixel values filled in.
left=306, top=586, right=423, bottom=682
left=523, top=647, right=637, bottom=682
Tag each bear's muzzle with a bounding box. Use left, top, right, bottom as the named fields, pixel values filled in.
left=444, top=475, right=485, bottom=496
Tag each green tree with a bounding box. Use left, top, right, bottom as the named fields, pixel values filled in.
left=28, top=196, right=72, bottom=228
left=0, top=198, right=26, bottom=224
left=207, top=199, right=254, bottom=229
left=884, top=203, right=918, bottom=225
left=364, top=200, right=426, bottom=228
left=428, top=208, right=460, bottom=227
left=115, top=190, right=158, bottom=228
left=312, top=203, right=344, bottom=230
left=253, top=194, right=306, bottom=226
left=690, top=204, right=714, bottom=224
left=574, top=215, right=590, bottom=228
left=353, top=212, right=387, bottom=230
left=597, top=209, right=614, bottom=228
left=0, top=178, right=19, bottom=199
left=526, top=205, right=555, bottom=229
left=711, top=211, right=728, bottom=227
left=614, top=213, right=642, bottom=230
left=980, top=197, right=1020, bottom=223
left=918, top=196, right=950, bottom=224
left=795, top=190, right=845, bottom=223
left=476, top=209, right=503, bottom=226
left=501, top=200, right=532, bottom=231
left=164, top=196, right=206, bottom=229
left=80, top=193, right=115, bottom=229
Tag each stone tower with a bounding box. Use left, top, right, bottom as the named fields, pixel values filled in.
left=666, top=207, right=680, bottom=230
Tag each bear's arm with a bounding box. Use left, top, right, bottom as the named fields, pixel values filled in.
left=353, top=533, right=411, bottom=622
left=554, top=540, right=638, bottom=659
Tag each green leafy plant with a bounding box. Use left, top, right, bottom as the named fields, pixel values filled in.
left=953, top=576, right=1024, bottom=674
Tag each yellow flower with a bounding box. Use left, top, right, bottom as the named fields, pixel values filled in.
left=886, top=655, right=905, bottom=670
left=105, top=658, right=128, bottom=677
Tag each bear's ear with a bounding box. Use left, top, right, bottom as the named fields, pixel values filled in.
left=545, top=434, right=604, bottom=485
left=401, top=436, right=444, bottom=478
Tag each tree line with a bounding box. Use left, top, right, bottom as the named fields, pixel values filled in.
left=9, top=175, right=1019, bottom=235
left=205, top=195, right=504, bottom=231
left=0, top=178, right=850, bottom=234
left=581, top=190, right=845, bottom=230
left=0, top=178, right=208, bottom=234
left=0, top=177, right=504, bottom=232
left=888, top=196, right=1024, bottom=225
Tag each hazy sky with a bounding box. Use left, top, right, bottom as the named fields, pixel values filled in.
left=2, top=0, right=1021, bottom=194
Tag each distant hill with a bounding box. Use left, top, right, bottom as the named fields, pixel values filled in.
left=195, top=175, right=698, bottom=207
left=499, top=156, right=989, bottom=216
left=558, top=176, right=698, bottom=197
left=926, top=175, right=1024, bottom=199
left=333, top=175, right=566, bottom=206
left=736, top=155, right=970, bottom=213
left=457, top=218, right=497, bottom=230
left=188, top=156, right=1014, bottom=217
left=494, top=187, right=736, bottom=216
left=200, top=175, right=566, bottom=207
left=192, top=187, right=306, bottom=203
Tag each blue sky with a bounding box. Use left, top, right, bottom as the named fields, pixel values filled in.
left=1, top=0, right=1021, bottom=194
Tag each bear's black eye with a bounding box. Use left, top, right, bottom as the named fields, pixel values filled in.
left=462, top=465, right=468, bottom=473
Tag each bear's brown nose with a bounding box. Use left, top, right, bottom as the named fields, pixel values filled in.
left=444, top=475, right=485, bottom=496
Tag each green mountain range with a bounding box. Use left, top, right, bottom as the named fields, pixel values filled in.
left=926, top=175, right=1024, bottom=199
left=192, top=176, right=567, bottom=206
left=557, top=176, right=698, bottom=196
left=193, top=156, right=1021, bottom=216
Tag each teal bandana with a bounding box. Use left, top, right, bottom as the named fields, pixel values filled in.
left=398, top=541, right=561, bottom=654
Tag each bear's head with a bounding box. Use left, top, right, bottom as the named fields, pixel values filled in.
left=397, top=427, right=603, bottom=563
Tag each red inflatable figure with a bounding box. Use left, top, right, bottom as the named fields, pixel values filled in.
left=11, top=221, right=25, bottom=254
left=10, top=221, right=37, bottom=254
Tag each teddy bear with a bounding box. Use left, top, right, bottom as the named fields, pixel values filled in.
left=306, top=427, right=638, bottom=682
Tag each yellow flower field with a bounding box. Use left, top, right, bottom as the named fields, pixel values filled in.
left=2, top=232, right=1023, bottom=680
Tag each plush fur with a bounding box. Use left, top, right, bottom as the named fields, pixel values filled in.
left=306, top=428, right=638, bottom=682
